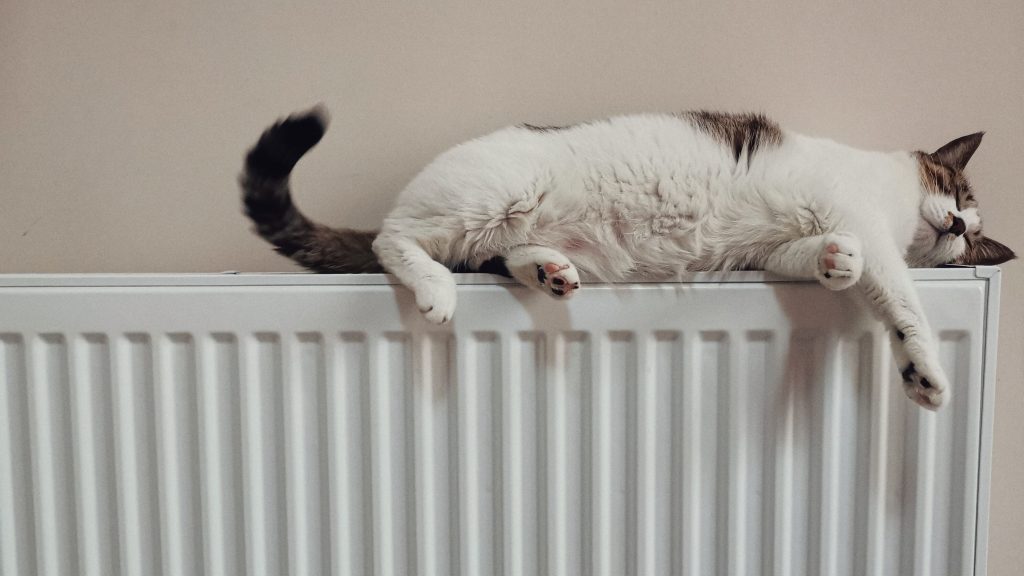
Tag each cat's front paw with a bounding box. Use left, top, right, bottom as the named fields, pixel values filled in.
left=900, top=360, right=948, bottom=410
left=537, top=262, right=581, bottom=299
left=816, top=232, right=863, bottom=291
left=414, top=277, right=457, bottom=324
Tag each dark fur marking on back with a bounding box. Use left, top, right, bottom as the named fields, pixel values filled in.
left=520, top=123, right=574, bottom=132
left=682, top=110, right=783, bottom=165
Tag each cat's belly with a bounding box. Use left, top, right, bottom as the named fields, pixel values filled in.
left=523, top=167, right=719, bottom=280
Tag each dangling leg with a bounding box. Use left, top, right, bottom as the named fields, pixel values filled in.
left=856, top=244, right=948, bottom=409
left=763, top=231, right=946, bottom=409
left=372, top=230, right=457, bottom=324
left=504, top=245, right=581, bottom=299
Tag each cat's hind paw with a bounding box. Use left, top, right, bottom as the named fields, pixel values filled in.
left=506, top=245, right=581, bottom=299
left=900, top=361, right=948, bottom=410
left=817, top=232, right=863, bottom=291
left=537, top=262, right=581, bottom=299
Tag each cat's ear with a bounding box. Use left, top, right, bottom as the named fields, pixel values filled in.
left=955, top=235, right=1016, bottom=265
left=931, top=132, right=984, bottom=171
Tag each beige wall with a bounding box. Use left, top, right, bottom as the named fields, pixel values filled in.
left=2, top=0, right=1021, bottom=571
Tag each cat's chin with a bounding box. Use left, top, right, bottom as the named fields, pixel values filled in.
left=907, top=239, right=966, bottom=268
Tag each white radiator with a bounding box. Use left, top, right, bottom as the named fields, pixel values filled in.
left=0, top=269, right=1001, bottom=576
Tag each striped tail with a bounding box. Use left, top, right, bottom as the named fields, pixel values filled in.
left=239, top=107, right=384, bottom=273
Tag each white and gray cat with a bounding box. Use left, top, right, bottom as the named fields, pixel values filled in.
left=240, top=107, right=1014, bottom=410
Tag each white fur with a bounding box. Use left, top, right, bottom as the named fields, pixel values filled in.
left=372, top=114, right=975, bottom=409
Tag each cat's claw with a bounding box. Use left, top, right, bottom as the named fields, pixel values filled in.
left=817, top=232, right=863, bottom=291
left=900, top=360, right=948, bottom=410
left=415, top=278, right=457, bottom=324
left=537, top=262, right=580, bottom=299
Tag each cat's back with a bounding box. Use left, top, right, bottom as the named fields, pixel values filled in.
left=407, top=112, right=733, bottom=187
left=512, top=113, right=735, bottom=170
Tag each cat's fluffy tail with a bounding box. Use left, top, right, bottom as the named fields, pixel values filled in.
left=239, top=106, right=384, bottom=273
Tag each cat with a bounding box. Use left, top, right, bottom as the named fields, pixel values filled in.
left=240, top=106, right=1014, bottom=410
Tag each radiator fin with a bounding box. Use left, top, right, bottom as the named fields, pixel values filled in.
left=592, top=332, right=637, bottom=576
left=284, top=333, right=331, bottom=576
left=0, top=335, right=35, bottom=576
left=413, top=333, right=455, bottom=576
left=29, top=335, right=79, bottom=576
left=240, top=333, right=287, bottom=576
left=637, top=331, right=678, bottom=576
left=504, top=332, right=545, bottom=576
left=371, top=333, right=415, bottom=576
left=71, top=334, right=120, bottom=576
left=328, top=333, right=372, bottom=576
left=546, top=332, right=591, bottom=576
left=155, top=334, right=203, bottom=576
left=198, top=334, right=245, bottom=576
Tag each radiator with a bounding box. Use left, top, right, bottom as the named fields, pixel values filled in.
left=0, top=268, right=1001, bottom=576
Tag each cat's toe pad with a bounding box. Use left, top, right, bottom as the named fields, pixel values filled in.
left=537, top=262, right=581, bottom=299
left=900, top=361, right=947, bottom=410
left=817, top=233, right=863, bottom=290
left=415, top=278, right=457, bottom=324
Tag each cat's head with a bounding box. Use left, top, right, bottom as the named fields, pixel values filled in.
left=907, top=132, right=1015, bottom=267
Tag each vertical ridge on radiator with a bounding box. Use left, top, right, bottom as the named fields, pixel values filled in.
left=414, top=333, right=455, bottom=576
left=728, top=331, right=770, bottom=576
left=240, top=333, right=287, bottom=576
left=707, top=332, right=729, bottom=576
left=371, top=334, right=414, bottom=576
left=637, top=332, right=677, bottom=576
left=591, top=331, right=636, bottom=576
left=197, top=333, right=245, bottom=576
left=457, top=332, right=502, bottom=576
left=850, top=334, right=875, bottom=576
left=724, top=331, right=747, bottom=576
left=907, top=390, right=938, bottom=576
left=816, top=332, right=872, bottom=576
left=154, top=334, right=203, bottom=576
left=113, top=334, right=162, bottom=576
left=886, top=339, right=910, bottom=576
left=546, top=332, right=591, bottom=576
left=944, top=332, right=976, bottom=575
left=327, top=332, right=372, bottom=576
left=503, top=333, right=544, bottom=576
left=679, top=327, right=696, bottom=573
left=863, top=330, right=894, bottom=576
left=70, top=334, right=120, bottom=576
left=920, top=331, right=972, bottom=576
left=679, top=331, right=728, bottom=576
left=284, top=333, right=331, bottom=576
left=0, top=334, right=35, bottom=576
left=768, top=331, right=804, bottom=576
left=29, top=334, right=79, bottom=576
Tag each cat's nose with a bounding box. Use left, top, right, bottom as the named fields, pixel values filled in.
left=950, top=216, right=966, bottom=237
